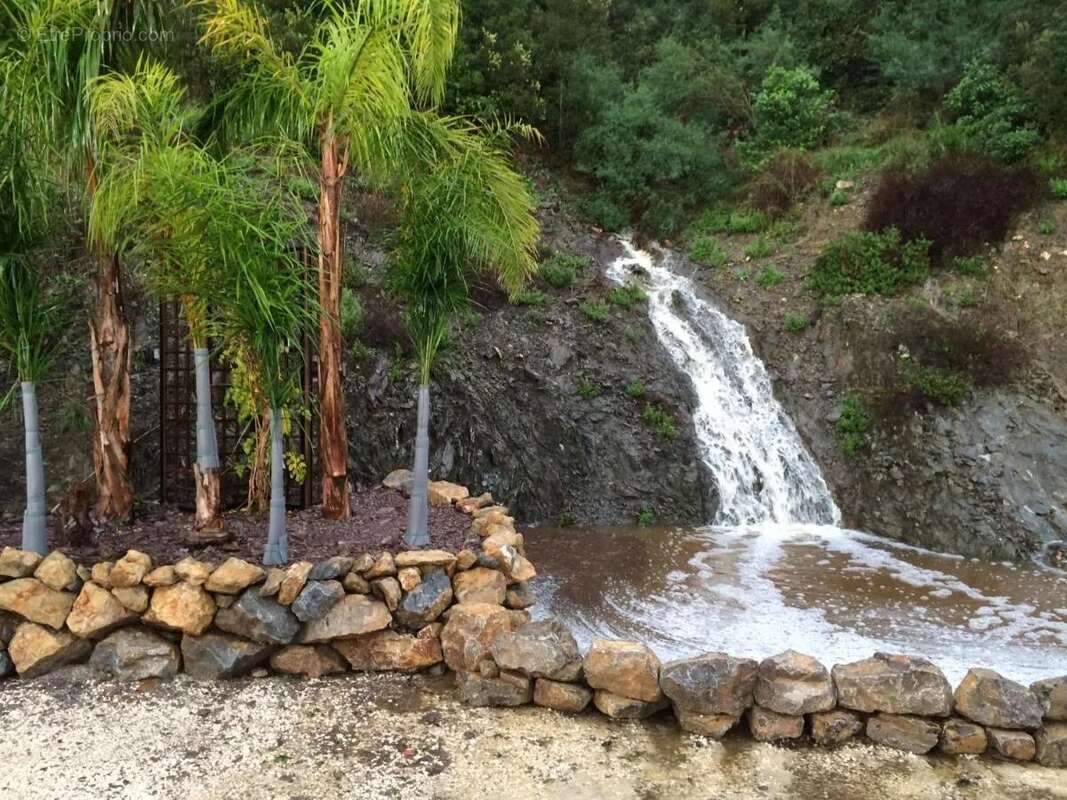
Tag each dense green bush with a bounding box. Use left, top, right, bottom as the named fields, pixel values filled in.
left=741, top=66, right=835, bottom=167
left=540, top=254, right=587, bottom=289
left=943, top=61, right=1040, bottom=161
left=810, top=229, right=930, bottom=298
left=689, top=236, right=728, bottom=268
left=580, top=301, right=610, bottom=322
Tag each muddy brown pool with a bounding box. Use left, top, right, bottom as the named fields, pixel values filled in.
left=526, top=523, right=1067, bottom=684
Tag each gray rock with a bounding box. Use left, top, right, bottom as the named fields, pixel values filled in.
left=0, top=649, right=12, bottom=678
left=180, top=633, right=273, bottom=680
left=954, top=668, right=1044, bottom=730
left=940, top=718, right=988, bottom=754
left=866, top=714, right=941, bottom=754
left=748, top=706, right=804, bottom=742
left=593, top=690, right=669, bottom=720
left=0, top=610, right=19, bottom=644
left=674, top=708, right=738, bottom=737
left=987, top=727, right=1036, bottom=761
left=90, top=628, right=181, bottom=681
left=504, top=582, right=537, bottom=610
left=214, top=590, right=300, bottom=645
left=833, top=653, right=952, bottom=716
left=1031, top=676, right=1067, bottom=721
left=533, top=678, right=592, bottom=713
left=810, top=710, right=864, bottom=746
left=457, top=669, right=531, bottom=707
left=395, top=568, right=453, bottom=628
left=755, top=650, right=836, bottom=715
left=660, top=652, right=758, bottom=717
left=489, top=619, right=582, bottom=681
left=1036, top=723, right=1067, bottom=768
left=290, top=580, right=345, bottom=622
left=308, top=557, right=355, bottom=582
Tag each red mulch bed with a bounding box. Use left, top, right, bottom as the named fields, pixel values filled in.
left=0, top=487, right=478, bottom=566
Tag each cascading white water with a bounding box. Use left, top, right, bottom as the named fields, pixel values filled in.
left=606, top=237, right=841, bottom=527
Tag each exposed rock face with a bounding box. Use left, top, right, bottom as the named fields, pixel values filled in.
left=440, top=602, right=513, bottom=672
left=832, top=653, right=952, bottom=716
left=457, top=670, right=531, bottom=707
left=395, top=569, right=453, bottom=628
left=987, top=728, right=1036, bottom=762
left=298, top=595, right=392, bottom=644
left=866, top=714, right=942, bottom=754
left=109, top=551, right=152, bottom=588
left=270, top=645, right=348, bottom=678
left=452, top=568, right=506, bottom=605
left=8, top=623, right=92, bottom=678
left=534, top=678, right=593, bottom=713
left=89, top=628, right=180, bottom=681
left=1032, top=676, right=1067, bottom=721
left=290, top=580, right=345, bottom=623
left=940, top=719, right=988, bottom=755
left=0, top=548, right=41, bottom=578
left=593, top=690, right=669, bottom=720
left=180, top=632, right=273, bottom=679
left=0, top=578, right=75, bottom=629
left=748, top=707, right=804, bottom=742
left=810, top=710, right=864, bottom=746
left=66, top=582, right=136, bottom=639
left=214, top=590, right=300, bottom=645
left=332, top=630, right=443, bottom=672
left=33, top=552, right=78, bottom=592
left=954, top=668, right=1044, bottom=729
left=204, top=559, right=265, bottom=595
left=489, top=619, right=582, bottom=681
left=660, top=652, right=758, bottom=717
left=755, top=650, right=836, bottom=715
left=584, top=640, right=663, bottom=703
left=143, top=582, right=216, bottom=637
left=1036, top=724, right=1067, bottom=768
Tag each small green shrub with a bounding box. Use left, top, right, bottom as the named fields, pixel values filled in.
left=288, top=175, right=318, bottom=203
left=691, top=207, right=769, bottom=235
left=642, top=403, right=679, bottom=440
left=756, top=266, right=786, bottom=288
left=511, top=289, right=549, bottom=306
left=810, top=229, right=931, bottom=299
left=906, top=365, right=970, bottom=406
left=689, top=236, right=728, bottom=268
left=637, top=506, right=655, bottom=527
left=580, top=301, right=610, bottom=322
left=578, top=381, right=601, bottom=399
left=784, top=312, right=809, bottom=333
left=829, top=190, right=850, bottom=206
left=1038, top=221, right=1055, bottom=235
left=625, top=379, right=646, bottom=398
left=952, top=256, right=986, bottom=276
left=836, top=394, right=871, bottom=455
left=608, top=283, right=648, bottom=309
left=744, top=238, right=775, bottom=259
left=340, top=293, right=364, bottom=340
left=1051, top=178, right=1067, bottom=200
left=944, top=285, right=977, bottom=309
left=541, top=254, right=587, bottom=289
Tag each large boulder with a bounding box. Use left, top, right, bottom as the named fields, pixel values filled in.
left=452, top=568, right=506, bottom=605
left=215, top=589, right=300, bottom=645
left=866, top=714, right=942, bottom=754
left=534, top=678, right=593, bottom=713
left=1032, top=676, right=1067, bottom=722
left=832, top=653, right=952, bottom=716
left=143, top=582, right=217, bottom=636
left=204, top=558, right=265, bottom=595
left=457, top=670, right=532, bottom=706
left=940, top=718, right=988, bottom=755
left=298, top=595, right=392, bottom=643
left=810, top=710, right=864, bottom=746
left=0, top=578, right=75, bottom=630
left=584, top=640, right=662, bottom=703
left=33, top=551, right=79, bottom=592
left=382, top=468, right=413, bottom=493
left=66, top=582, right=136, bottom=639
left=1036, top=724, right=1067, bottom=768
left=428, top=481, right=469, bottom=506
left=90, top=628, right=181, bottom=681
left=270, top=645, right=348, bottom=678
left=332, top=630, right=443, bottom=672
left=0, top=547, right=42, bottom=578
left=593, top=690, right=668, bottom=720
left=987, top=728, right=1036, bottom=762
left=395, top=569, right=453, bottom=628
left=181, top=632, right=273, bottom=679
left=8, top=623, right=92, bottom=678
left=489, top=619, right=582, bottom=681
left=755, top=650, right=835, bottom=715
left=291, top=580, right=345, bottom=623
left=440, top=602, right=514, bottom=672
left=954, top=668, right=1044, bottom=729
left=748, top=706, right=804, bottom=742
left=659, top=652, right=757, bottom=716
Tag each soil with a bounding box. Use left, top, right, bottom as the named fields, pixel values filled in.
left=0, top=486, right=478, bottom=565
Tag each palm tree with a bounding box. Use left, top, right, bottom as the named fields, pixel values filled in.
left=391, top=118, right=540, bottom=546
left=0, top=258, right=70, bottom=554
left=193, top=0, right=461, bottom=519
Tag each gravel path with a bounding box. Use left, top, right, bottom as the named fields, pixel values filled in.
left=1, top=670, right=1064, bottom=800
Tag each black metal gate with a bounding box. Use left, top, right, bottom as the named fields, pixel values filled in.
left=159, top=298, right=319, bottom=511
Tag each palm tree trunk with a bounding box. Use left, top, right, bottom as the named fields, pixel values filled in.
left=404, top=384, right=431, bottom=547
left=317, top=134, right=350, bottom=520
left=21, top=381, right=47, bottom=555
left=191, top=345, right=223, bottom=534
left=262, top=407, right=288, bottom=566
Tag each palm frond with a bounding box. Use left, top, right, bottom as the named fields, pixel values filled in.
left=392, top=0, right=460, bottom=107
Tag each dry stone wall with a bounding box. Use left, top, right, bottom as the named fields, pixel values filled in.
left=1, top=480, right=1065, bottom=770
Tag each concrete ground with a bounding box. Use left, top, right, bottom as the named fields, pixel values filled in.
left=0, top=671, right=1064, bottom=800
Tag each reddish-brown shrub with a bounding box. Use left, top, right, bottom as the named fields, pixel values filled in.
left=749, top=148, right=823, bottom=217
left=864, top=155, right=1043, bottom=263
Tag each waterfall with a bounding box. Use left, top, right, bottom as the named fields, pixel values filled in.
left=607, top=237, right=841, bottom=527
